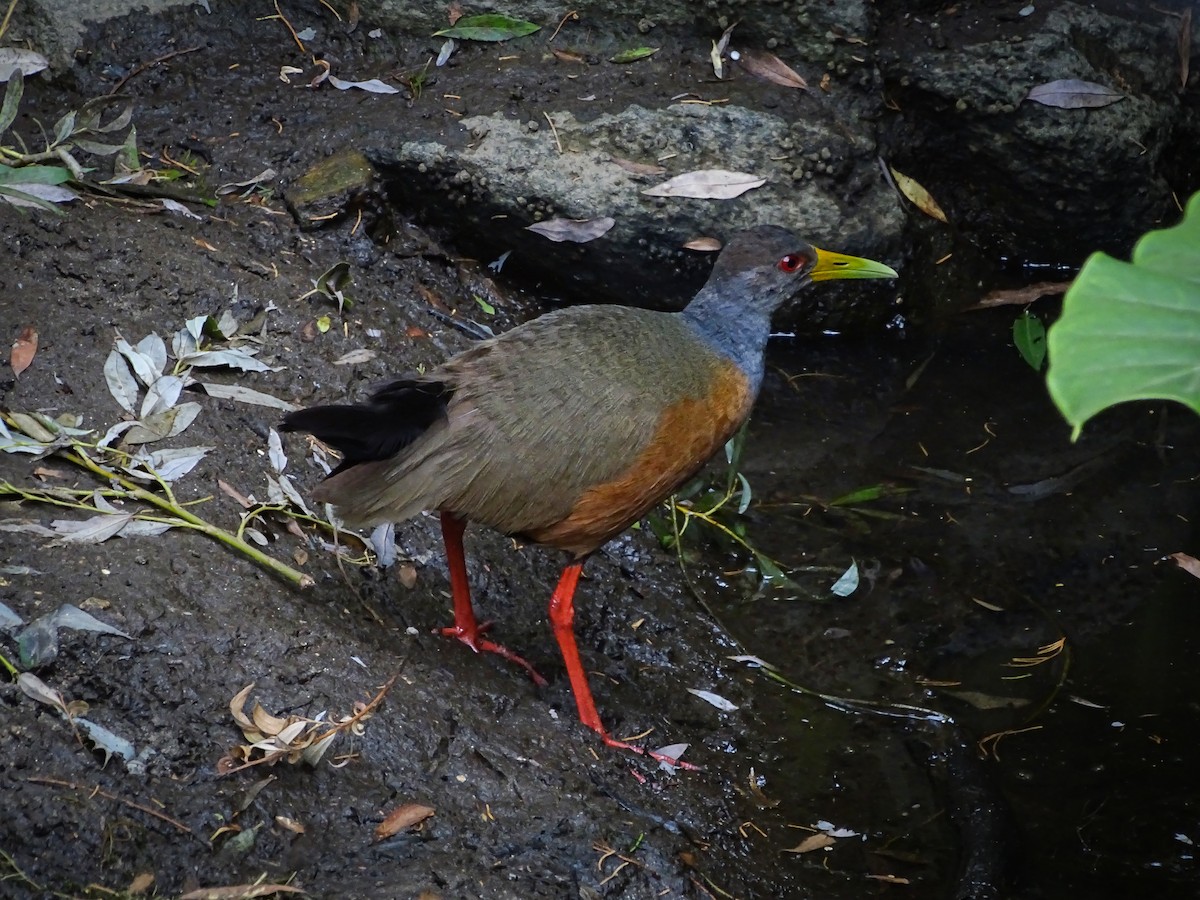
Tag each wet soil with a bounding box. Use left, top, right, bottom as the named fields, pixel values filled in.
left=2, top=3, right=1198, bottom=899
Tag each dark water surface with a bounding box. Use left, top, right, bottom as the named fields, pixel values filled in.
left=690, top=309, right=1200, bottom=897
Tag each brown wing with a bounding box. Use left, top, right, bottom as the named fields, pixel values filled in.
left=306, top=305, right=754, bottom=546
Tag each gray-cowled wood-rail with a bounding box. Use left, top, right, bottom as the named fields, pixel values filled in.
left=281, top=225, right=897, bottom=766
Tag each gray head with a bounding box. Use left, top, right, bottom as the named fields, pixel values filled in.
left=682, top=225, right=898, bottom=386
left=705, top=225, right=819, bottom=316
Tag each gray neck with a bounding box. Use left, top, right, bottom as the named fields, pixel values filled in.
left=680, top=284, right=774, bottom=394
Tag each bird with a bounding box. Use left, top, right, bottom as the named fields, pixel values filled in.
left=281, top=225, right=897, bottom=765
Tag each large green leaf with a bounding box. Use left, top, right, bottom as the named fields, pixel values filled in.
left=0, top=163, right=71, bottom=185
left=1046, top=191, right=1200, bottom=438
left=433, top=14, right=540, bottom=42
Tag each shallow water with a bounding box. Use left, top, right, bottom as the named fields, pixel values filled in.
left=690, top=309, right=1200, bottom=896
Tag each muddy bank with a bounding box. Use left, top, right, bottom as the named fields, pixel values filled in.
left=1, top=2, right=1199, bottom=898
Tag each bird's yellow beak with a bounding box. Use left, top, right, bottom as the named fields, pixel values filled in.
left=809, top=247, right=898, bottom=282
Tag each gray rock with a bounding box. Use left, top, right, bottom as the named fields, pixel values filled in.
left=370, top=102, right=903, bottom=328
left=879, top=2, right=1192, bottom=265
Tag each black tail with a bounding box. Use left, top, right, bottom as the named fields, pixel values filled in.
left=281, top=378, right=452, bottom=474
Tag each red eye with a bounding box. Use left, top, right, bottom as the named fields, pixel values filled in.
left=777, top=253, right=807, bottom=273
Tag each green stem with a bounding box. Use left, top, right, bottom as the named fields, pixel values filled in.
left=0, top=650, right=18, bottom=679
left=62, top=448, right=313, bottom=589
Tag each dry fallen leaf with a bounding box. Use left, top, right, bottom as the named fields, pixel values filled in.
left=611, top=156, right=666, bottom=177
left=397, top=563, right=418, bottom=588
left=551, top=48, right=586, bottom=64
left=1024, top=79, right=1124, bottom=109
left=447, top=2, right=464, bottom=26
left=784, top=833, right=836, bottom=854
left=375, top=803, right=435, bottom=840
left=642, top=169, right=766, bottom=200
left=10, top=325, right=38, bottom=377
left=711, top=22, right=737, bottom=78
left=127, top=872, right=155, bottom=894
left=1180, top=9, right=1192, bottom=92
left=972, top=281, right=1072, bottom=309
left=333, top=348, right=377, bottom=365
left=889, top=167, right=948, bottom=223
left=683, top=236, right=722, bottom=252
left=525, top=216, right=615, bottom=243
left=735, top=50, right=808, bottom=89
left=275, top=815, right=306, bottom=834
left=178, top=884, right=305, bottom=900
left=1169, top=551, right=1200, bottom=579
left=941, top=689, right=1030, bottom=711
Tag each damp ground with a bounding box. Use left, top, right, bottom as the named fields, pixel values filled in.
left=1, top=4, right=1197, bottom=899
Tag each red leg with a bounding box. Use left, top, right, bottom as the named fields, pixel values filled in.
left=438, top=511, right=546, bottom=687
left=548, top=561, right=699, bottom=770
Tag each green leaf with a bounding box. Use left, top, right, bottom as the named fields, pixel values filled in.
left=0, top=69, right=23, bottom=137
left=735, top=471, right=753, bottom=514
left=1046, top=191, right=1200, bottom=439
left=0, top=164, right=71, bottom=185
left=829, top=484, right=887, bottom=506
left=53, top=109, right=76, bottom=146
left=118, top=123, right=140, bottom=172
left=755, top=553, right=788, bottom=585
left=1013, top=310, right=1046, bottom=370
left=610, top=47, right=659, bottom=64
left=434, top=14, right=540, bottom=42
left=473, top=294, right=495, bottom=315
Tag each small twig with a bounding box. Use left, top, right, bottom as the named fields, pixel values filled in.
left=60, top=447, right=314, bottom=589
left=26, top=776, right=198, bottom=837
left=107, top=45, right=202, bottom=95
left=273, top=0, right=307, bottom=54
left=316, top=0, right=342, bottom=21
left=0, top=0, right=20, bottom=43
left=543, top=112, right=563, bottom=154
left=547, top=10, right=579, bottom=43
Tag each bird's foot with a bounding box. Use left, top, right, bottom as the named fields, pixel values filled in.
left=598, top=731, right=703, bottom=771
left=439, top=623, right=548, bottom=687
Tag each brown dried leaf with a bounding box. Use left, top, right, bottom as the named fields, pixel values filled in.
left=525, top=216, right=615, bottom=243
left=447, top=2, right=463, bottom=26
left=611, top=156, right=666, bottom=177
left=1024, top=79, right=1124, bottom=109
left=218, top=479, right=254, bottom=509
left=415, top=283, right=449, bottom=311
left=1180, top=9, right=1192, bottom=92
left=18, top=672, right=70, bottom=715
left=275, top=815, right=306, bottom=834
left=972, top=281, right=1072, bottom=309
left=735, top=50, right=807, bottom=89
left=889, top=167, right=948, bottom=223
left=784, top=833, right=835, bottom=854
left=229, top=684, right=256, bottom=731
left=1169, top=551, right=1200, bottom=579
left=127, top=872, right=155, bottom=894
left=375, top=803, right=436, bottom=841
left=398, top=563, right=418, bottom=589
left=178, top=884, right=306, bottom=900
left=551, top=48, right=586, bottom=64
left=683, top=236, right=722, bottom=252
left=10, top=326, right=38, bottom=377
left=711, top=22, right=737, bottom=78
